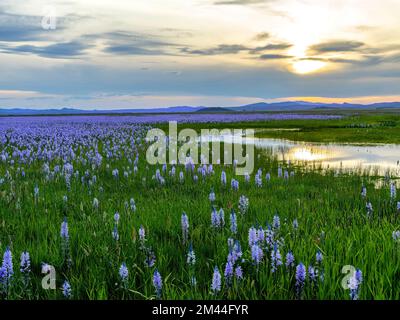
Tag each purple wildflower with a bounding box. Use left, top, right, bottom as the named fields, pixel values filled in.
left=231, top=179, right=239, bottom=191
left=119, top=263, right=129, bottom=282
left=187, top=243, right=196, bottom=266
left=316, top=251, right=323, bottom=264
left=114, top=212, right=120, bottom=223
left=139, top=225, right=146, bottom=243
left=271, top=244, right=282, bottom=273
left=181, top=213, right=189, bottom=244
left=251, top=243, right=263, bottom=265
left=272, top=215, right=280, bottom=229
left=153, top=270, right=163, bottom=298
left=230, top=210, right=237, bottom=234
left=211, top=207, right=220, bottom=228
left=349, top=269, right=363, bottom=300
left=248, top=227, right=258, bottom=247
left=20, top=251, right=31, bottom=274
left=285, top=251, right=295, bottom=268
left=295, top=263, right=306, bottom=297
left=61, top=217, right=69, bottom=240
left=308, top=265, right=318, bottom=283
left=211, top=266, right=221, bottom=294
left=221, top=171, right=227, bottom=186
left=235, top=266, right=243, bottom=280
left=62, top=280, right=72, bottom=299
left=209, top=189, right=216, bottom=202
left=224, top=261, right=234, bottom=283
left=238, top=195, right=249, bottom=215
left=112, top=225, right=119, bottom=241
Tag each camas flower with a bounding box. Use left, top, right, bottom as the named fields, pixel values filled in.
left=1, top=247, right=13, bottom=281
left=251, top=243, right=263, bottom=265
left=231, top=179, right=239, bottom=191
left=112, top=225, right=119, bottom=241
left=209, top=189, right=216, bottom=202
left=308, top=265, right=318, bottom=283
left=119, top=263, right=129, bottom=282
left=211, top=207, right=220, bottom=228
left=285, top=251, right=295, bottom=268
left=187, top=244, right=196, bottom=266
left=211, top=266, right=221, bottom=294
left=316, top=251, right=323, bottom=264
left=272, top=215, right=280, bottom=230
left=393, top=230, right=400, bottom=242
left=366, top=202, right=373, bottom=216
left=62, top=280, right=72, bottom=298
left=248, top=227, right=258, bottom=247
left=390, top=183, right=397, bottom=200
left=139, top=225, right=146, bottom=242
left=349, top=269, right=362, bottom=300
left=130, top=198, right=136, bottom=212
left=219, top=208, right=225, bottom=227
left=61, top=217, right=69, bottom=240
left=295, top=263, right=306, bottom=297
left=238, top=195, right=249, bottom=215
left=114, top=212, right=120, bottom=223
left=271, top=244, right=282, bottom=273
left=230, top=210, right=237, bottom=234
left=181, top=213, right=189, bottom=244
left=224, top=261, right=234, bottom=282
left=153, top=270, right=163, bottom=298
left=361, top=185, right=367, bottom=197
left=293, top=219, right=299, bottom=230
left=19, top=251, right=31, bottom=275
left=255, top=173, right=262, bottom=188
left=235, top=266, right=243, bottom=280
left=221, top=171, right=227, bottom=186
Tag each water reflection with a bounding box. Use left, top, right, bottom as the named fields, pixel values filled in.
left=254, top=138, right=400, bottom=175
left=199, top=133, right=400, bottom=175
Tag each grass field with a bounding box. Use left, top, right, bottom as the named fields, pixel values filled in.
left=0, top=113, right=399, bottom=300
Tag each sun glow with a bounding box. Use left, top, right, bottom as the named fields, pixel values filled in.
left=292, top=60, right=327, bottom=74
left=291, top=148, right=327, bottom=161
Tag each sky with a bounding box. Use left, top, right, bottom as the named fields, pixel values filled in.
left=0, top=0, right=399, bottom=109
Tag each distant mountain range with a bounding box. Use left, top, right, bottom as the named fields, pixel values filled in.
left=1, top=101, right=400, bottom=115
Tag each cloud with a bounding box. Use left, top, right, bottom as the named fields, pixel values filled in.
left=309, top=40, right=365, bottom=54
left=181, top=44, right=249, bottom=55
left=103, top=45, right=166, bottom=56
left=254, top=32, right=270, bottom=41
left=249, top=43, right=292, bottom=54
left=0, top=9, right=87, bottom=42
left=214, top=0, right=271, bottom=5
left=86, top=30, right=182, bottom=56
left=259, top=54, right=293, bottom=59
left=0, top=41, right=92, bottom=59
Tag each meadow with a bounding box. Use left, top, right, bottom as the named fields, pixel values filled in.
left=0, top=113, right=399, bottom=300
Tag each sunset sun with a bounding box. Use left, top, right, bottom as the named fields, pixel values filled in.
left=292, top=59, right=327, bottom=74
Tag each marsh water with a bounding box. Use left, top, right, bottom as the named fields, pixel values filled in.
left=199, top=132, right=400, bottom=176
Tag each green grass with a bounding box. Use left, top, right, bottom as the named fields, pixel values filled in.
left=171, top=111, right=400, bottom=144
left=1, top=136, right=399, bottom=300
